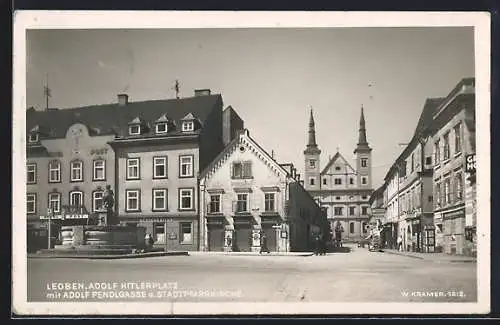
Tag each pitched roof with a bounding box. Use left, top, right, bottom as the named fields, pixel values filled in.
left=26, top=94, right=222, bottom=139
left=181, top=112, right=196, bottom=121
left=320, top=151, right=356, bottom=175
left=382, top=97, right=444, bottom=182
left=199, top=129, right=290, bottom=180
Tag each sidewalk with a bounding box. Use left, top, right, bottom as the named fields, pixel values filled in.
left=28, top=251, right=188, bottom=259
left=189, top=251, right=314, bottom=257
left=380, top=248, right=476, bottom=263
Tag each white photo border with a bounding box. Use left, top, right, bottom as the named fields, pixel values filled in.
left=12, top=10, right=491, bottom=316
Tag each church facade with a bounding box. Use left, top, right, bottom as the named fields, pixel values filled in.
left=303, top=107, right=374, bottom=243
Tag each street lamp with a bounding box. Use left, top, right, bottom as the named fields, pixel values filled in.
left=47, top=208, right=53, bottom=249
left=199, top=183, right=207, bottom=252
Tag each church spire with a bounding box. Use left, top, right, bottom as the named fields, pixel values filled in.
left=304, top=107, right=321, bottom=155
left=308, top=108, right=317, bottom=147
left=354, top=105, right=371, bottom=153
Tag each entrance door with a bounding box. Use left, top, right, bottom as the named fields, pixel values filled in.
left=234, top=225, right=251, bottom=252
left=425, top=229, right=435, bottom=253
left=263, top=227, right=277, bottom=252
left=207, top=226, right=224, bottom=252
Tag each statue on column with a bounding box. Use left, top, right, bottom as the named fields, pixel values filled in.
left=103, top=185, right=115, bottom=225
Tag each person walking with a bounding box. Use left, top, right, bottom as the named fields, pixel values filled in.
left=260, top=233, right=270, bottom=254
left=314, top=234, right=321, bottom=256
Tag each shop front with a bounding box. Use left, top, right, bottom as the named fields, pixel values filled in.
left=138, top=216, right=199, bottom=252
left=443, top=207, right=466, bottom=255
left=206, top=215, right=226, bottom=252
left=260, top=213, right=282, bottom=253
left=31, top=205, right=93, bottom=251
left=232, top=214, right=256, bottom=252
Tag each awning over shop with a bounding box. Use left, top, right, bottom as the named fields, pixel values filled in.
left=260, top=212, right=282, bottom=225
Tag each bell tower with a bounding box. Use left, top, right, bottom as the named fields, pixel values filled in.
left=354, top=105, right=372, bottom=188
left=304, top=108, right=321, bottom=191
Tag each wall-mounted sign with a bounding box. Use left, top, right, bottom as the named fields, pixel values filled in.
left=40, top=214, right=89, bottom=220
left=280, top=231, right=288, bottom=239
left=168, top=232, right=177, bottom=240
left=465, top=154, right=476, bottom=173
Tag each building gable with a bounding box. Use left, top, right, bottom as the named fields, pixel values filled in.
left=320, top=152, right=356, bottom=176
left=200, top=129, right=289, bottom=182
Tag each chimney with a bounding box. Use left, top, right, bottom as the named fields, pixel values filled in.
left=194, top=89, right=211, bottom=97
left=117, top=94, right=129, bottom=106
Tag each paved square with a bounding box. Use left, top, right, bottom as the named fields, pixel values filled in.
left=27, top=246, right=477, bottom=303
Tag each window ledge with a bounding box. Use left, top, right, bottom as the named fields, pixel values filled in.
left=442, top=159, right=451, bottom=165
left=125, top=209, right=142, bottom=213
left=179, top=175, right=195, bottom=179
left=179, top=208, right=196, bottom=212
left=126, top=178, right=141, bottom=181
left=231, top=177, right=254, bottom=180
left=152, top=209, right=169, bottom=212
left=153, top=177, right=169, bottom=180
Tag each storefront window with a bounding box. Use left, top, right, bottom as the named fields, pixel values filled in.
left=180, top=222, right=192, bottom=244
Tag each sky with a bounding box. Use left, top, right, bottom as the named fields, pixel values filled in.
left=26, top=27, right=475, bottom=189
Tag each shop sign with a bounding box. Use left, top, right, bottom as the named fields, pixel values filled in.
left=465, top=154, right=476, bottom=173
left=443, top=209, right=465, bottom=219
left=40, top=214, right=89, bottom=220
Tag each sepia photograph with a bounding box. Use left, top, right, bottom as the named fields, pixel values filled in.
left=12, top=11, right=490, bottom=315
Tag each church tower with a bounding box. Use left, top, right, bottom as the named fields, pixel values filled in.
left=304, top=109, right=321, bottom=191
left=354, top=105, right=372, bottom=189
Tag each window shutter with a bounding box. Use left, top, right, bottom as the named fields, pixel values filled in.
left=232, top=200, right=236, bottom=212
left=230, top=163, right=234, bottom=178
left=207, top=203, right=211, bottom=214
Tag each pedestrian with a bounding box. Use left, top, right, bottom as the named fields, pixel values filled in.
left=260, top=233, right=270, bottom=254
left=397, top=235, right=403, bottom=252
left=314, top=234, right=321, bottom=255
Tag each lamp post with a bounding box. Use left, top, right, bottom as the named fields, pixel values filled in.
left=47, top=208, right=52, bottom=249
left=163, top=219, right=168, bottom=253
left=200, top=183, right=206, bottom=252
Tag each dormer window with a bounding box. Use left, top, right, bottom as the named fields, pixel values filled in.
left=155, top=123, right=167, bottom=134
left=129, top=125, right=141, bottom=135
left=28, top=132, right=39, bottom=143
left=182, top=121, right=194, bottom=132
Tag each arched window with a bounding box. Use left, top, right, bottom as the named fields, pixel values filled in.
left=69, top=190, right=84, bottom=207
left=349, top=222, right=355, bottom=234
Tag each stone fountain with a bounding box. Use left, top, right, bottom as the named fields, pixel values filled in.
left=38, top=185, right=147, bottom=256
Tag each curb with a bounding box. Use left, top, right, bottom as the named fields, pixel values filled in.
left=382, top=250, right=424, bottom=260
left=189, top=252, right=314, bottom=257
left=381, top=250, right=477, bottom=263
left=28, top=251, right=189, bottom=259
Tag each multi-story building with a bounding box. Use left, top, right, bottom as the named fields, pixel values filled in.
left=26, top=89, right=243, bottom=252
left=377, top=77, right=475, bottom=255
left=26, top=107, right=118, bottom=252
left=430, top=77, right=475, bottom=256
left=368, top=185, right=386, bottom=240
left=303, top=108, right=374, bottom=243
left=199, top=129, right=327, bottom=252
left=382, top=98, right=440, bottom=252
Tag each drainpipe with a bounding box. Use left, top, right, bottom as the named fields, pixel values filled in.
left=419, top=137, right=427, bottom=253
